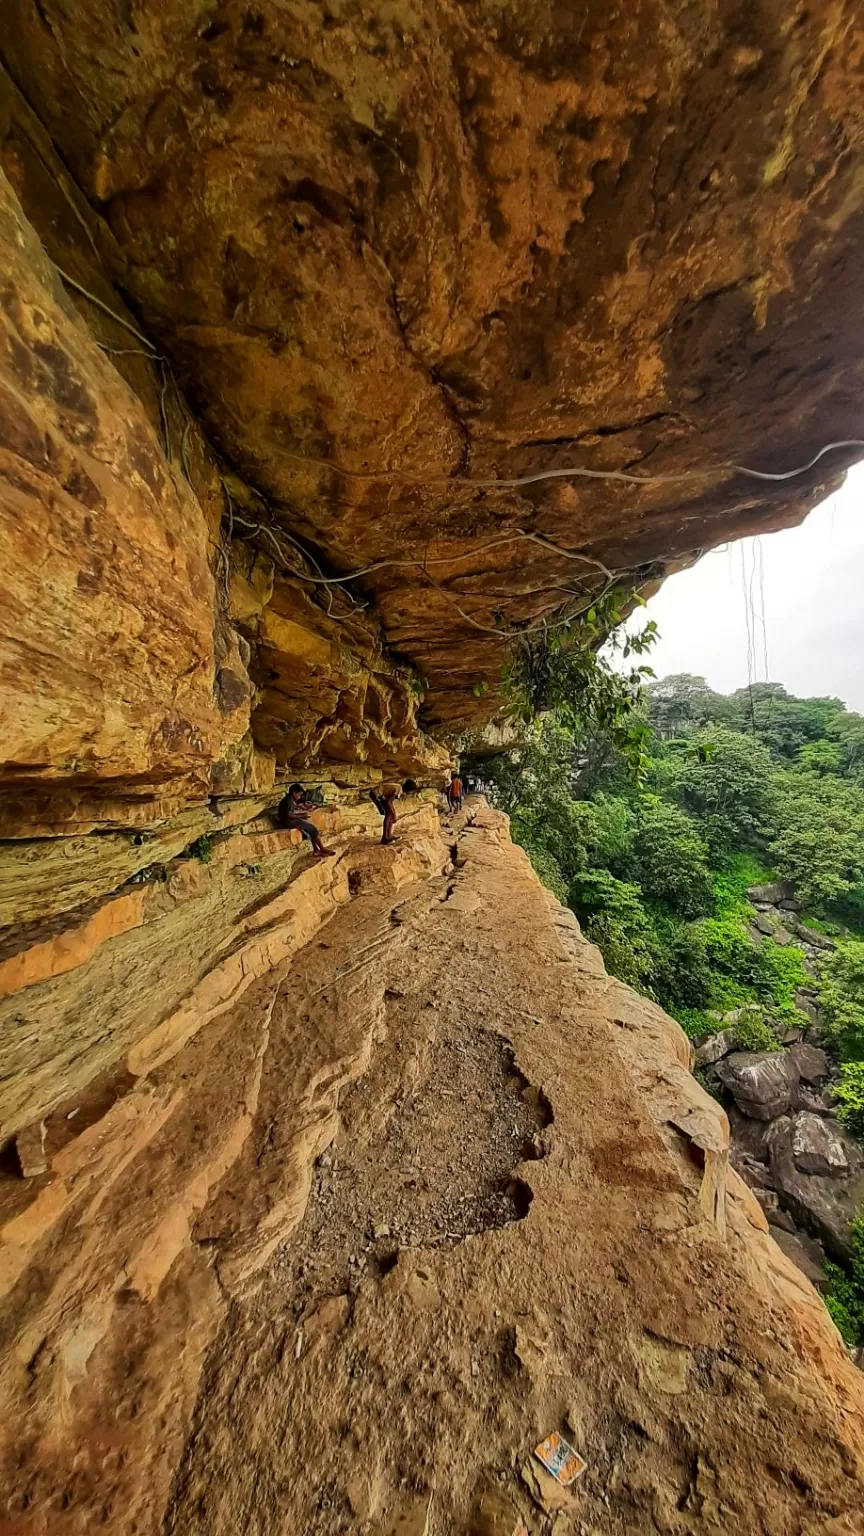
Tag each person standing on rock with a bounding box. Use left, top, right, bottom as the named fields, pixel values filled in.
left=276, top=784, right=334, bottom=858
left=448, top=771, right=463, bottom=812
left=369, top=784, right=401, bottom=844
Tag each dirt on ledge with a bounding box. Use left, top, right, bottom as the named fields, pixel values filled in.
left=3, top=805, right=853, bottom=1535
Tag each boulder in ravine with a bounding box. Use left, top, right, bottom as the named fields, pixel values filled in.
left=752, top=913, right=778, bottom=937
left=791, top=1113, right=850, bottom=1177
left=716, top=1051, right=799, bottom=1121
left=794, top=993, right=821, bottom=1027
left=797, top=1086, right=836, bottom=1116
left=803, top=929, right=835, bottom=953
left=726, top=1106, right=773, bottom=1166
left=767, top=1117, right=864, bottom=1263
left=694, top=1029, right=738, bottom=1068
left=731, top=1149, right=775, bottom=1191
left=788, top=1042, right=830, bottom=1088
left=748, top=883, right=795, bottom=906
left=770, top=1228, right=830, bottom=1294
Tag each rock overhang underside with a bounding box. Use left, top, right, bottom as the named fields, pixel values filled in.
left=3, top=9, right=864, bottom=1530
left=3, top=0, right=864, bottom=830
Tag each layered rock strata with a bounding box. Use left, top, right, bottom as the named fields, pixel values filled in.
left=4, top=1, right=864, bottom=755
left=1, top=806, right=863, bottom=1534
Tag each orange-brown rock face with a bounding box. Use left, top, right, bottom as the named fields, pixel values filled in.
left=4, top=0, right=864, bottom=734
left=2, top=18, right=864, bottom=1530
left=0, top=176, right=220, bottom=815
left=1, top=808, right=863, bottom=1535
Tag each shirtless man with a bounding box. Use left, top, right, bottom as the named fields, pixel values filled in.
left=276, top=784, right=334, bottom=857
left=369, top=784, right=401, bottom=845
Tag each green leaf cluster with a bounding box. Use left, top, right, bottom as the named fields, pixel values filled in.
left=823, top=1215, right=864, bottom=1346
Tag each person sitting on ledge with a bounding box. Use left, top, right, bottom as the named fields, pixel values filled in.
left=276, top=783, right=334, bottom=858
left=369, top=783, right=401, bottom=845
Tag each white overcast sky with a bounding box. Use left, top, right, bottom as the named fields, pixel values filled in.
left=625, top=461, right=864, bottom=712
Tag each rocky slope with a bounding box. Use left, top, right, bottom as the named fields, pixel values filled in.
left=696, top=886, right=864, bottom=1305
left=2, top=804, right=864, bottom=1535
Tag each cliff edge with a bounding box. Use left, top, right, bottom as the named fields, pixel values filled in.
left=2, top=804, right=862, bottom=1534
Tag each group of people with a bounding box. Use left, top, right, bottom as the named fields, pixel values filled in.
left=275, top=771, right=467, bottom=857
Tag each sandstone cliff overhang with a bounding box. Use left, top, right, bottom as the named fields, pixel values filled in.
left=2, top=0, right=864, bottom=811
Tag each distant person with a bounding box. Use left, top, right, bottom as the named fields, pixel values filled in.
left=276, top=783, right=334, bottom=858
left=369, top=784, right=401, bottom=845
left=448, top=772, right=463, bottom=812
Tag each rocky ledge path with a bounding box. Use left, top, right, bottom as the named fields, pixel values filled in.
left=3, top=807, right=864, bottom=1535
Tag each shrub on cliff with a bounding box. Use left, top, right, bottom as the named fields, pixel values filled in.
left=819, top=941, right=864, bottom=1062
left=824, top=1214, right=864, bottom=1347
left=834, top=1062, right=864, bottom=1139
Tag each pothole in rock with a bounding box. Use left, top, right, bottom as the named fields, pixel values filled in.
left=273, top=1028, right=552, bottom=1297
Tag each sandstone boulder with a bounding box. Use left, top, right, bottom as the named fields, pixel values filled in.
left=748, top=883, right=795, bottom=906
left=767, top=1117, right=864, bottom=1263
left=716, top=1052, right=799, bottom=1121
left=694, top=1029, right=738, bottom=1068
left=791, top=1113, right=849, bottom=1178
left=788, top=1043, right=830, bottom=1088
left=770, top=1228, right=829, bottom=1294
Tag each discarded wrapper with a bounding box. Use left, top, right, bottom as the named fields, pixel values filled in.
left=533, top=1431, right=587, bottom=1486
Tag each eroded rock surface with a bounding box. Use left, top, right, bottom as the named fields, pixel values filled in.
left=2, top=807, right=863, bottom=1535
left=716, top=1049, right=799, bottom=1120
left=2, top=11, right=864, bottom=1531
left=3, top=1, right=864, bottom=755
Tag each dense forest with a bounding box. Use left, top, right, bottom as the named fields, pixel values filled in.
left=480, top=673, right=864, bottom=1344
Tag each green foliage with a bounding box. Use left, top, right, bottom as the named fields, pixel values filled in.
left=647, top=917, right=713, bottom=1012
left=696, top=914, right=764, bottom=1007
left=711, top=854, right=772, bottom=913
left=644, top=674, right=737, bottom=739
left=768, top=769, right=864, bottom=909
left=731, top=1006, right=781, bottom=1053
left=670, top=727, right=777, bottom=855
left=834, top=1062, right=864, bottom=1139
left=569, top=869, right=646, bottom=925
left=622, top=797, right=713, bottom=918
left=823, top=1214, right=864, bottom=1347
left=568, top=871, right=658, bottom=994
left=503, top=589, right=657, bottom=782
left=756, top=941, right=809, bottom=1019
left=481, top=670, right=864, bottom=1088
left=189, top=834, right=214, bottom=864
left=819, top=941, right=864, bottom=1062
left=797, top=739, right=841, bottom=774
left=675, top=1008, right=717, bottom=1040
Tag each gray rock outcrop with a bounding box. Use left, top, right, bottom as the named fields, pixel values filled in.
left=716, top=1051, right=799, bottom=1121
